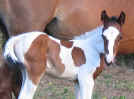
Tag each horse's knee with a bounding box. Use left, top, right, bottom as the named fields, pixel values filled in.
left=28, top=69, right=45, bottom=85
left=18, top=70, right=38, bottom=99
left=77, top=71, right=94, bottom=99
left=12, top=70, right=22, bottom=99
left=77, top=69, right=94, bottom=88
left=0, top=92, right=12, bottom=99
left=24, top=61, right=46, bottom=85
left=74, top=82, right=81, bottom=99
left=78, top=76, right=94, bottom=87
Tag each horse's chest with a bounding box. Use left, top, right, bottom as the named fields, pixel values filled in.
left=46, top=40, right=86, bottom=79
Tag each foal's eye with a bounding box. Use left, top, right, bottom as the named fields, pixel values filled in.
left=117, top=36, right=122, bottom=42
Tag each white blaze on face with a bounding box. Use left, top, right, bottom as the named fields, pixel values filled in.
left=103, top=26, right=120, bottom=63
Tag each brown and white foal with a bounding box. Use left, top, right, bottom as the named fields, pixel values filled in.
left=3, top=10, right=125, bottom=99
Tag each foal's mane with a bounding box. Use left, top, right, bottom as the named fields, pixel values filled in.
left=74, top=26, right=103, bottom=40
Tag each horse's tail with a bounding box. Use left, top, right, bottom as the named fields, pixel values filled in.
left=0, top=17, right=10, bottom=48
left=3, top=36, right=19, bottom=66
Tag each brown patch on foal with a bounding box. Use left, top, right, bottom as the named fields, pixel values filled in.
left=93, top=53, right=105, bottom=79
left=24, top=34, right=48, bottom=84
left=60, top=40, right=73, bottom=48
left=72, top=47, right=86, bottom=66
left=47, top=39, right=65, bottom=74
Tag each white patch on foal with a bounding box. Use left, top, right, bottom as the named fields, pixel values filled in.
left=47, top=36, right=79, bottom=79
left=59, top=45, right=79, bottom=79
left=18, top=69, right=37, bottom=99
left=4, top=36, right=19, bottom=62
left=4, top=31, right=45, bottom=63
left=103, top=26, right=120, bottom=63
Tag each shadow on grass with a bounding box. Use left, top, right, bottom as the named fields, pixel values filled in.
left=116, top=54, right=134, bottom=69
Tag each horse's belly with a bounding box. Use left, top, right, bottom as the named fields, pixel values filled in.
left=46, top=60, right=79, bottom=80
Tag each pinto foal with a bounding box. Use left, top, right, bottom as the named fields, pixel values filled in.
left=3, top=11, right=125, bottom=99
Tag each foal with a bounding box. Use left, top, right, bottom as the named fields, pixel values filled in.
left=3, top=10, right=125, bottom=99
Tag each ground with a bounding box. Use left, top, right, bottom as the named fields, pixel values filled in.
left=34, top=58, right=134, bottom=99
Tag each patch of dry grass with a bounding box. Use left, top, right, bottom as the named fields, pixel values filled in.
left=34, top=65, right=134, bottom=99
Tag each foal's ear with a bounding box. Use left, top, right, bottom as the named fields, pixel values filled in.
left=118, top=11, right=126, bottom=26
left=101, top=10, right=109, bottom=23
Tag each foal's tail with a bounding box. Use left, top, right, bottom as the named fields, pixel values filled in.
left=3, top=36, right=19, bottom=65
left=2, top=37, right=22, bottom=86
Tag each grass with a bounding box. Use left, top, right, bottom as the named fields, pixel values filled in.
left=114, top=80, right=134, bottom=91
left=100, top=72, right=134, bottom=91
left=34, top=81, right=75, bottom=99
left=33, top=70, right=134, bottom=99
left=116, top=54, right=134, bottom=69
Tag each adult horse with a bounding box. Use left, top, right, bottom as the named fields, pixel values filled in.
left=0, top=0, right=59, bottom=41
left=0, top=0, right=134, bottom=54
left=3, top=11, right=126, bottom=99
left=0, top=56, right=21, bottom=99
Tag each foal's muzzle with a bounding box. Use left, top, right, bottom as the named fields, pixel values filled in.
left=104, top=54, right=114, bottom=66
left=104, top=57, right=112, bottom=66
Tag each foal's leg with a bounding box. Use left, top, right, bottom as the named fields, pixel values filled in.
left=18, top=54, right=47, bottom=99
left=74, top=82, right=80, bottom=99
left=18, top=35, right=48, bottom=99
left=77, top=67, right=95, bottom=99
left=18, top=68, right=38, bottom=99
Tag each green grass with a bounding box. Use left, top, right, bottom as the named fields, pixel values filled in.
left=116, top=54, right=134, bottom=69
left=92, top=91, right=127, bottom=99
left=113, top=80, right=134, bottom=91
left=110, top=96, right=126, bottom=99
left=34, top=81, right=75, bottom=99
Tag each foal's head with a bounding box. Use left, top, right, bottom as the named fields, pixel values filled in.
left=101, top=10, right=126, bottom=65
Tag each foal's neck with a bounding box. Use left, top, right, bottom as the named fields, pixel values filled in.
left=73, top=26, right=103, bottom=40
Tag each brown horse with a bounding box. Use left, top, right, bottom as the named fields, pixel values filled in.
left=0, top=55, right=22, bottom=99
left=0, top=0, right=59, bottom=41
left=0, top=0, right=134, bottom=54
left=3, top=11, right=126, bottom=99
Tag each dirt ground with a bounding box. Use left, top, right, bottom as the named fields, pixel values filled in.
left=34, top=63, right=134, bottom=99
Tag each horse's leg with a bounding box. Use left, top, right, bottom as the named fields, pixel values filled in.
left=0, top=63, right=13, bottom=99
left=77, top=67, right=95, bottom=99
left=0, top=92, right=12, bottom=99
left=12, top=70, right=22, bottom=99
left=18, top=57, right=46, bottom=99
left=18, top=35, right=48, bottom=99
left=18, top=68, right=38, bottom=99
left=74, top=82, right=80, bottom=99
